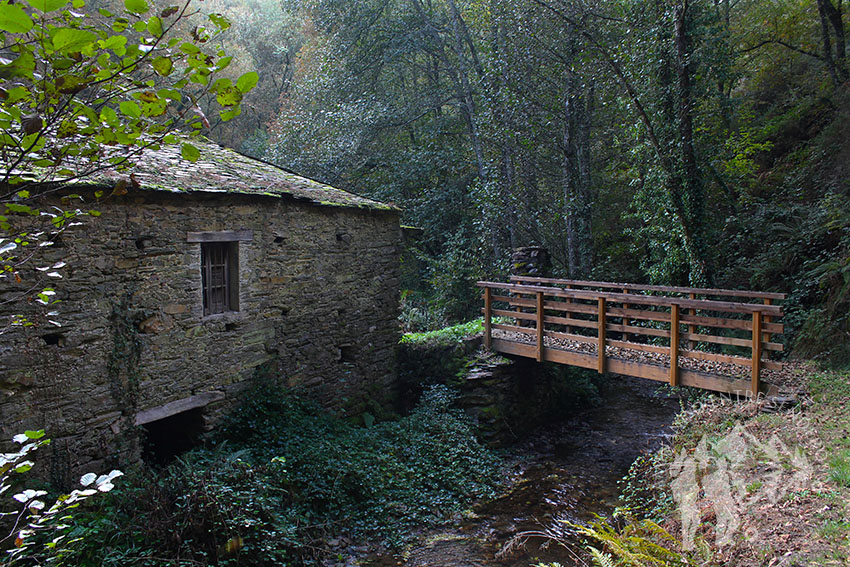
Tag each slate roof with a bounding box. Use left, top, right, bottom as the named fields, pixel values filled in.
left=93, top=137, right=395, bottom=211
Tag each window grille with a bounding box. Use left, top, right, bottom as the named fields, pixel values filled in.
left=202, top=242, right=232, bottom=315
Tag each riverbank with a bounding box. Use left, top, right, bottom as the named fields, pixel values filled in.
left=364, top=361, right=849, bottom=567
left=593, top=362, right=850, bottom=566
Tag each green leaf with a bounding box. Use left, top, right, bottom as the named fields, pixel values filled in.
left=100, top=35, right=128, bottom=55
left=0, top=2, right=34, bottom=33
left=123, top=0, right=148, bottom=15
left=181, top=142, right=200, bottom=162
left=5, top=86, right=29, bottom=104
left=24, top=429, right=46, bottom=440
left=24, top=0, right=68, bottom=12
left=215, top=55, right=233, bottom=72
left=147, top=15, right=162, bottom=36
left=219, top=105, right=241, bottom=121
left=179, top=42, right=200, bottom=54
left=212, top=77, right=232, bottom=92
left=208, top=12, right=230, bottom=30
left=0, top=51, right=35, bottom=79
left=100, top=105, right=118, bottom=125
left=236, top=71, right=259, bottom=94
left=52, top=28, right=97, bottom=54
left=119, top=100, right=141, bottom=118
left=152, top=56, right=173, bottom=76
left=216, top=86, right=241, bottom=107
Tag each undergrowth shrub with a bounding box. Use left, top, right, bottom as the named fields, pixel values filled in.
left=399, top=318, right=484, bottom=345
left=68, top=382, right=501, bottom=566
left=218, top=382, right=500, bottom=540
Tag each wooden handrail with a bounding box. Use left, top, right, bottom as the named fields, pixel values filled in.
left=478, top=281, right=784, bottom=316
left=478, top=279, right=783, bottom=397
left=510, top=275, right=786, bottom=302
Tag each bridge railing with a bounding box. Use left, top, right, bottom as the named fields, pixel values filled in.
left=477, top=280, right=785, bottom=395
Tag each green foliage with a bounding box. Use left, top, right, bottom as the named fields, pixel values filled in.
left=570, top=515, right=687, bottom=567
left=617, top=447, right=676, bottom=521
left=251, top=0, right=850, bottom=360
left=400, top=318, right=484, bottom=346
left=0, top=0, right=258, bottom=333
left=0, top=0, right=254, bottom=188
left=829, top=450, right=850, bottom=488
left=1, top=431, right=121, bottom=565
left=217, top=382, right=500, bottom=542
left=398, top=290, right=447, bottom=333
left=68, top=383, right=501, bottom=565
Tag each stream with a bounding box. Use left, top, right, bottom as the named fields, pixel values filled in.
left=363, top=375, right=680, bottom=567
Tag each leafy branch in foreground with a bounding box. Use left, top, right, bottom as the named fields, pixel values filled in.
left=0, top=0, right=258, bottom=331
left=1, top=430, right=121, bottom=565
left=0, top=0, right=256, bottom=190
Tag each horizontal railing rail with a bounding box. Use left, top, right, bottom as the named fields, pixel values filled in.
left=510, top=275, right=786, bottom=303
left=477, top=280, right=785, bottom=397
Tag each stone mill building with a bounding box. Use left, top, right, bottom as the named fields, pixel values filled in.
left=0, top=138, right=402, bottom=475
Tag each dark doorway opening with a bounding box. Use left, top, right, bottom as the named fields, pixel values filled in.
left=142, top=407, right=205, bottom=465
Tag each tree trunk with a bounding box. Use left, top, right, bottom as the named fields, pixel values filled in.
left=818, top=0, right=842, bottom=86
left=818, top=0, right=848, bottom=80
left=561, top=58, right=594, bottom=279
left=674, top=0, right=711, bottom=286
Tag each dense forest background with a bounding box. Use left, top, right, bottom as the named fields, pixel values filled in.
left=185, top=0, right=847, bottom=363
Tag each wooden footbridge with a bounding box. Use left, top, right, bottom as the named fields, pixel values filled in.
left=477, top=276, right=785, bottom=397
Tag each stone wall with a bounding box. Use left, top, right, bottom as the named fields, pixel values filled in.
left=0, top=190, right=401, bottom=478
left=511, top=246, right=551, bottom=277
left=398, top=338, right=605, bottom=446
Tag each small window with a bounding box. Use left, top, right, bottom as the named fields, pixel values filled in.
left=187, top=230, right=251, bottom=316
left=201, top=241, right=239, bottom=315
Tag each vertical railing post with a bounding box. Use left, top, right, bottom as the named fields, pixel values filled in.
left=483, top=287, right=492, bottom=350
left=597, top=296, right=606, bottom=374
left=536, top=291, right=544, bottom=362
left=687, top=292, right=697, bottom=350
left=622, top=288, right=630, bottom=342
left=751, top=311, right=762, bottom=397
left=670, top=304, right=680, bottom=387
left=763, top=298, right=772, bottom=344
left=565, top=284, right=574, bottom=335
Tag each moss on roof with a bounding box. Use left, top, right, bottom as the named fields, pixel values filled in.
left=94, top=137, right=396, bottom=211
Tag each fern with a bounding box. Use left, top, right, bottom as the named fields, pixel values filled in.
left=588, top=546, right=618, bottom=567
left=568, top=515, right=688, bottom=567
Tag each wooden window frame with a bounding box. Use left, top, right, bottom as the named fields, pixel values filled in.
left=189, top=231, right=252, bottom=316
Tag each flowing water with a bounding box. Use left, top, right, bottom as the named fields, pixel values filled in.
left=363, top=375, right=680, bottom=567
